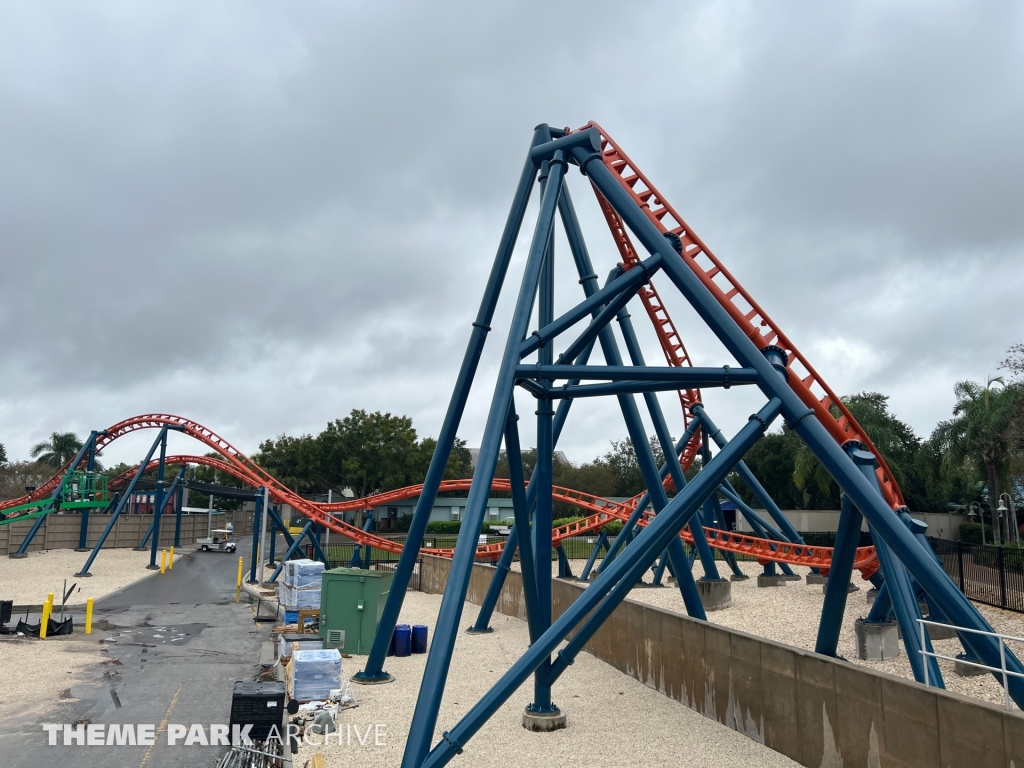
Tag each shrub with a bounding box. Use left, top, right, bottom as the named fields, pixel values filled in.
left=601, top=520, right=624, bottom=536
left=394, top=514, right=413, bottom=534
left=426, top=520, right=462, bottom=534
left=552, top=516, right=584, bottom=529
left=959, top=521, right=994, bottom=545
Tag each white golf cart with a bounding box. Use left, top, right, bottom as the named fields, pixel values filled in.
left=196, top=529, right=237, bottom=553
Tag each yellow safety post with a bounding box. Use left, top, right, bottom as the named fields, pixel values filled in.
left=169, top=546, right=175, bottom=570
left=235, top=556, right=244, bottom=603
left=85, top=598, right=94, bottom=635
left=39, top=599, right=53, bottom=639
left=47, top=592, right=54, bottom=606
left=160, top=550, right=167, bottom=574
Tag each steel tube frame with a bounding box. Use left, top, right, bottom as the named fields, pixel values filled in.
left=418, top=398, right=782, bottom=767
left=469, top=340, right=595, bottom=632
left=577, top=142, right=1015, bottom=695
left=519, top=253, right=663, bottom=357
left=14, top=433, right=97, bottom=556
left=516, top=364, right=758, bottom=384
left=75, top=427, right=173, bottom=576
left=614, top=302, right=723, bottom=581
left=400, top=137, right=574, bottom=764
left=139, top=466, right=186, bottom=549
left=356, top=125, right=553, bottom=684
left=692, top=404, right=805, bottom=546
left=815, top=491, right=865, bottom=656
left=555, top=189, right=705, bottom=614
left=248, top=491, right=264, bottom=583
left=530, top=376, right=756, bottom=398
left=577, top=530, right=608, bottom=581
left=146, top=430, right=169, bottom=569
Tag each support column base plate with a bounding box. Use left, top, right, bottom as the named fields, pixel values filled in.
left=351, top=672, right=395, bottom=686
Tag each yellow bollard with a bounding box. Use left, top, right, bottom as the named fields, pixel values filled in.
left=160, top=550, right=167, bottom=574
left=85, top=598, right=94, bottom=635
left=235, top=556, right=244, bottom=603
left=47, top=592, right=54, bottom=606
left=39, top=599, right=52, bottom=639
left=169, top=546, right=174, bottom=570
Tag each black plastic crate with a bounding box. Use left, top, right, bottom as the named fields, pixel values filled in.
left=229, top=681, right=285, bottom=740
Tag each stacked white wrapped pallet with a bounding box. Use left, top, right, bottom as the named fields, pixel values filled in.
left=279, top=559, right=325, bottom=615
left=291, top=648, right=342, bottom=701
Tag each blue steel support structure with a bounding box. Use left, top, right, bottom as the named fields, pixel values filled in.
left=815, top=490, right=864, bottom=656
left=414, top=398, right=784, bottom=767
left=248, top=490, right=264, bottom=584
left=75, top=427, right=179, bottom=576
left=146, top=431, right=170, bottom=570
left=556, top=193, right=704, bottom=615
left=577, top=530, right=607, bottom=582
left=613, top=297, right=723, bottom=583
left=349, top=516, right=374, bottom=568
left=398, top=125, right=1024, bottom=765
left=575, top=140, right=1004, bottom=688
left=138, top=466, right=186, bottom=550
left=13, top=432, right=98, bottom=557
left=354, top=125, right=556, bottom=684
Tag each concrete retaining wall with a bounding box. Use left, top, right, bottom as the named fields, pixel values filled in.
left=420, top=554, right=1024, bottom=768
left=0, top=510, right=254, bottom=556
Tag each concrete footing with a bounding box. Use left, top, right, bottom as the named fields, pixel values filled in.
left=522, top=707, right=567, bottom=732
left=7, top=552, right=27, bottom=559
left=954, top=656, right=988, bottom=677
left=729, top=573, right=750, bottom=582
left=465, top=625, right=494, bottom=635
left=780, top=574, right=802, bottom=582
left=806, top=573, right=828, bottom=585
left=697, top=578, right=732, bottom=611
left=821, top=582, right=861, bottom=595
left=854, top=618, right=900, bottom=661
left=757, top=575, right=788, bottom=588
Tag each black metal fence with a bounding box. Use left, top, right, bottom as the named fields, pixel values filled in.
left=929, top=537, right=1024, bottom=613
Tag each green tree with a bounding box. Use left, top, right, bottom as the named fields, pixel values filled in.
left=30, top=432, right=83, bottom=468
left=317, top=410, right=421, bottom=497
left=0, top=443, right=7, bottom=466
left=931, top=377, right=1024, bottom=514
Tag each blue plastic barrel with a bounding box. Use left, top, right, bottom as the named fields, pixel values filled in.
left=411, top=624, right=428, bottom=654
left=394, top=624, right=412, bottom=657
left=387, top=629, right=396, bottom=657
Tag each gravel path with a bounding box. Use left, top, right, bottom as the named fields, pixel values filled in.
left=0, top=547, right=164, bottom=606
left=0, top=634, right=101, bottom=721
left=297, top=590, right=799, bottom=768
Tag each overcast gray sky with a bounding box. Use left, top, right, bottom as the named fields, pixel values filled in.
left=1, top=1, right=1022, bottom=469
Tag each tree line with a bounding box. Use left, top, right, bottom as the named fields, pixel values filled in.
left=2, top=345, right=1021, bottom=514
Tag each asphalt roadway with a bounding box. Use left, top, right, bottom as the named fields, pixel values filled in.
left=1, top=541, right=274, bottom=768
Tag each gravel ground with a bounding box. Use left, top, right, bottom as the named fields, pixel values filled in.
left=0, top=633, right=103, bottom=721
left=0, top=547, right=164, bottom=606
left=622, top=559, right=1024, bottom=710
left=0, top=547, right=172, bottom=722
left=297, top=590, right=798, bottom=768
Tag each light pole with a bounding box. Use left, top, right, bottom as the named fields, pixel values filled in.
left=999, top=493, right=1019, bottom=548
left=969, top=501, right=985, bottom=545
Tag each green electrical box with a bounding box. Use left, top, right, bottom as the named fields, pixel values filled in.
left=318, top=567, right=395, bottom=655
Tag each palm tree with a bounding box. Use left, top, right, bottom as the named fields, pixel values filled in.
left=30, top=432, right=84, bottom=468
left=932, top=377, right=1023, bottom=540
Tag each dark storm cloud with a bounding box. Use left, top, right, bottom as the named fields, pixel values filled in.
left=1, top=1, right=1021, bottom=464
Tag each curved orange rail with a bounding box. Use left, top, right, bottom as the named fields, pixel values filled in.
left=95, top=438, right=876, bottom=575
left=576, top=121, right=905, bottom=511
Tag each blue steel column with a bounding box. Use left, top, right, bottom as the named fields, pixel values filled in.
left=356, top=125, right=552, bottom=684
left=418, top=398, right=783, bottom=768
left=529, top=199, right=557, bottom=714
left=172, top=469, right=185, bottom=547
left=577, top=143, right=1014, bottom=696
left=248, top=490, right=263, bottom=584
left=614, top=304, right=722, bottom=581
left=146, top=430, right=169, bottom=570
left=577, top=530, right=607, bottom=581
left=497, top=407, right=543, bottom=640
left=400, top=135, right=577, bottom=766
left=815, top=489, right=864, bottom=656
